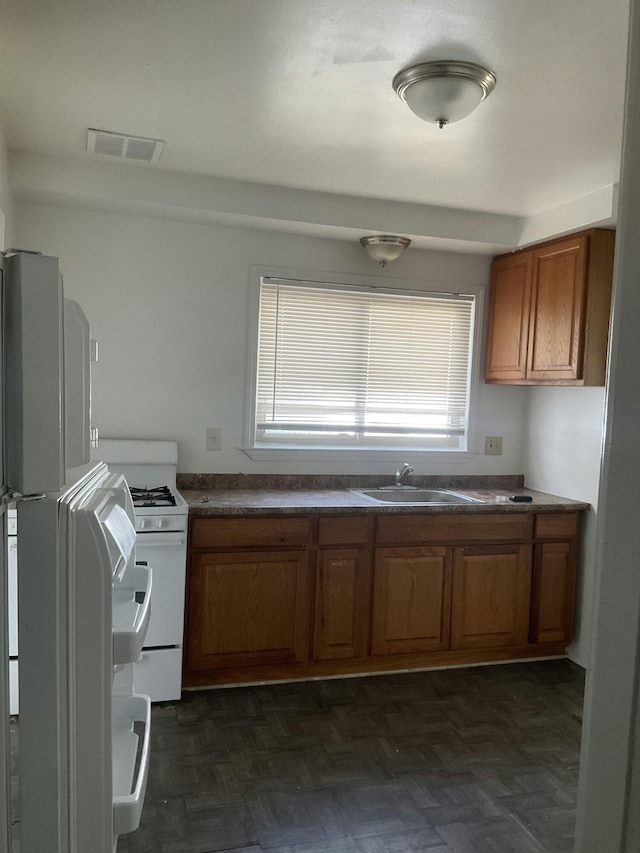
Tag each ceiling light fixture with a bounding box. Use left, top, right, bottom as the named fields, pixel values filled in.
left=392, top=61, right=496, bottom=129
left=360, top=235, right=411, bottom=267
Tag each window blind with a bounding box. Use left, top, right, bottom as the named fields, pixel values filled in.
left=255, top=277, right=474, bottom=449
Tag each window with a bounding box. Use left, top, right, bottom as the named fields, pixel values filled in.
left=251, top=275, right=476, bottom=452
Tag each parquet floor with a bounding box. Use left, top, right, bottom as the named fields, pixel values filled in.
left=116, top=660, right=584, bottom=853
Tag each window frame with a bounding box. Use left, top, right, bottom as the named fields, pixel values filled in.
left=243, top=265, right=485, bottom=462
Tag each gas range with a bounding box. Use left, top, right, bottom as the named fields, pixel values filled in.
left=130, top=485, right=178, bottom=508
left=90, top=438, right=188, bottom=702
left=92, top=438, right=188, bottom=531
left=127, top=483, right=188, bottom=532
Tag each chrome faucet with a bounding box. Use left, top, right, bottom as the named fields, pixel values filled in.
left=395, top=462, right=414, bottom=487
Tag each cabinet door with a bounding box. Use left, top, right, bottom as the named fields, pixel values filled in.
left=527, top=234, right=588, bottom=380
left=186, top=550, right=309, bottom=671
left=313, top=548, right=369, bottom=661
left=485, top=251, right=533, bottom=381
left=451, top=544, right=532, bottom=649
left=371, top=547, right=451, bottom=655
left=530, top=541, right=577, bottom=644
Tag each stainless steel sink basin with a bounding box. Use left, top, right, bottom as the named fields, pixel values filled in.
left=351, top=488, right=484, bottom=505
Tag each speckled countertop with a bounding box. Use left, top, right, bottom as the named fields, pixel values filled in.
left=177, top=474, right=589, bottom=517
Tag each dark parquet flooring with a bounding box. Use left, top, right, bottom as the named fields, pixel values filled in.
left=115, top=660, right=584, bottom=853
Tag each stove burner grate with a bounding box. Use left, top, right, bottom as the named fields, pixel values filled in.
left=129, top=485, right=177, bottom=508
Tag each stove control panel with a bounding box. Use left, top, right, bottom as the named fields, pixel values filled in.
left=136, top=516, right=178, bottom=531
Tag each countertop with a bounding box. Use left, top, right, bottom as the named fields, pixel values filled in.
left=180, top=487, right=589, bottom=517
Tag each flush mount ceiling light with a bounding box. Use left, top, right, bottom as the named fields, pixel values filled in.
left=360, top=235, right=411, bottom=267
left=392, top=61, right=496, bottom=129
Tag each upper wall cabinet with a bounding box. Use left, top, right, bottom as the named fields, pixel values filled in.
left=485, top=229, right=615, bottom=385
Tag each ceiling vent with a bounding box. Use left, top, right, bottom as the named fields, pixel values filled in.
left=87, top=128, right=165, bottom=164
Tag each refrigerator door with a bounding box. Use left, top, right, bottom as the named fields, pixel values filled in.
left=18, top=465, right=144, bottom=853
left=64, top=299, right=92, bottom=470
left=0, top=254, right=12, bottom=853
left=1, top=250, right=133, bottom=853
left=3, top=253, right=94, bottom=496
left=3, top=251, right=65, bottom=494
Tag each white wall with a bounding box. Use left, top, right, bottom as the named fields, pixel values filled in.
left=17, top=201, right=526, bottom=475
left=522, top=386, right=606, bottom=667
left=18, top=198, right=604, bottom=667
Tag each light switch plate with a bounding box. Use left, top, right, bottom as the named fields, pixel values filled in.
left=484, top=435, right=503, bottom=455
left=205, top=427, right=222, bottom=451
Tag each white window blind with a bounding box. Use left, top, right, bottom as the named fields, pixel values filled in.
left=254, top=277, right=474, bottom=449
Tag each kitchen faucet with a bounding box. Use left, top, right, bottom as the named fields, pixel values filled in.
left=395, top=462, right=414, bottom=486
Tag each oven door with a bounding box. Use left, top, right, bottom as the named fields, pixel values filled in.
left=134, top=531, right=186, bottom=648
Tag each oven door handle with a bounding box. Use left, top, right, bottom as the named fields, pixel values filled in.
left=135, top=534, right=185, bottom=547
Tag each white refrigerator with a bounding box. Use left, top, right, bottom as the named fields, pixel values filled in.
left=0, top=251, right=152, bottom=853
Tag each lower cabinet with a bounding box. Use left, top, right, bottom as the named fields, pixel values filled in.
left=312, top=547, right=370, bottom=661
left=186, top=549, right=310, bottom=672
left=530, top=541, right=577, bottom=644
left=530, top=512, right=579, bottom=645
left=450, top=544, right=532, bottom=649
left=371, top=546, right=451, bottom=655
left=184, top=511, right=579, bottom=686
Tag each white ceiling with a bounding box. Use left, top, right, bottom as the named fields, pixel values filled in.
left=0, top=0, right=630, bottom=250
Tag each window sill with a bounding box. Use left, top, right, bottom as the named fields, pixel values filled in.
left=240, top=447, right=480, bottom=463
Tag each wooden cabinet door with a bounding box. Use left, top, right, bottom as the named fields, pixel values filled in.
left=485, top=251, right=533, bottom=381
left=527, top=233, right=588, bottom=380
left=451, top=544, right=532, bottom=649
left=313, top=548, right=370, bottom=661
left=371, top=547, right=451, bottom=655
left=186, top=550, right=309, bottom=671
left=530, top=542, right=577, bottom=644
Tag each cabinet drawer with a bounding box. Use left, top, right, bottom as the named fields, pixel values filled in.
left=191, top=516, right=311, bottom=549
left=535, top=512, right=579, bottom=540
left=376, top=513, right=533, bottom=545
left=318, top=516, right=370, bottom=546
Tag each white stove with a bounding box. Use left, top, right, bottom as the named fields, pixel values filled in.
left=92, top=439, right=188, bottom=702
left=94, top=440, right=187, bottom=515
left=131, top=488, right=188, bottom=533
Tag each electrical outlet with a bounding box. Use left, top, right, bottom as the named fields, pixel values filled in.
left=484, top=435, right=503, bottom=456
left=205, top=427, right=222, bottom=451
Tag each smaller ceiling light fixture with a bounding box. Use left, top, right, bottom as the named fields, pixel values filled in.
left=360, top=235, right=411, bottom=267
left=392, top=61, right=496, bottom=129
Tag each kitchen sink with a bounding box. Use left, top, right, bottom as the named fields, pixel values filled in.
left=351, top=488, right=484, bottom=505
